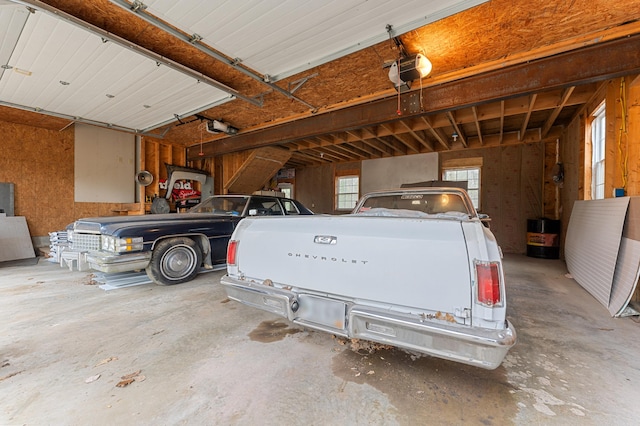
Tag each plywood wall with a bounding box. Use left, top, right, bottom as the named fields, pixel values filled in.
left=0, top=120, right=190, bottom=242
left=140, top=136, right=187, bottom=208
left=440, top=144, right=544, bottom=254
left=292, top=146, right=548, bottom=253
left=0, top=120, right=75, bottom=238
left=295, top=162, right=361, bottom=214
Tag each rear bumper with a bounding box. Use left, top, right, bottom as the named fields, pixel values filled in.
left=85, top=251, right=152, bottom=274
left=221, top=275, right=516, bottom=370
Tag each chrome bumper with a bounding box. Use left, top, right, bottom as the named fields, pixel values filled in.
left=221, top=275, right=517, bottom=370
left=85, top=251, right=152, bottom=274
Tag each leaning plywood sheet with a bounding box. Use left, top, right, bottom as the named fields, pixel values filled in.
left=225, top=147, right=291, bottom=194
left=0, top=216, right=34, bottom=262
left=609, top=237, right=640, bottom=316
left=565, top=197, right=629, bottom=308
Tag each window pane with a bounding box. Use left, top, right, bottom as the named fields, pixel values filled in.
left=591, top=102, right=606, bottom=200
left=442, top=166, right=481, bottom=209
left=336, top=175, right=359, bottom=210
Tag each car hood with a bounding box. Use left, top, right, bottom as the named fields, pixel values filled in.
left=72, top=213, right=236, bottom=234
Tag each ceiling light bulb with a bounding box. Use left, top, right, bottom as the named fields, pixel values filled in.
left=415, top=54, right=432, bottom=78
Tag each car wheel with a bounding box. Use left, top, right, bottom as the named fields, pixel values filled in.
left=146, top=237, right=202, bottom=285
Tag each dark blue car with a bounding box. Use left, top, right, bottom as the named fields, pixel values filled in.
left=55, top=195, right=312, bottom=285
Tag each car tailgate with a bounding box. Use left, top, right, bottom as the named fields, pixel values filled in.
left=232, top=215, right=472, bottom=317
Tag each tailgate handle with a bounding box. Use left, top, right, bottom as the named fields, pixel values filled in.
left=314, top=235, right=337, bottom=245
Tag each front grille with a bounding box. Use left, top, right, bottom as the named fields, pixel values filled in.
left=70, top=232, right=101, bottom=251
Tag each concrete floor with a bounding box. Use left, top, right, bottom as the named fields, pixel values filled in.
left=1, top=254, right=639, bottom=425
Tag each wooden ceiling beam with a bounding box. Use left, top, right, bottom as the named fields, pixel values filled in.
left=347, top=130, right=391, bottom=156
left=349, top=141, right=385, bottom=158
left=420, top=116, right=450, bottom=150
left=381, top=124, right=421, bottom=153
left=310, top=148, right=349, bottom=162
left=322, top=145, right=361, bottom=161
left=358, top=137, right=395, bottom=156
left=298, top=148, right=341, bottom=163
left=285, top=156, right=312, bottom=167
left=499, top=100, right=505, bottom=144
left=398, top=120, right=434, bottom=151
left=189, top=35, right=640, bottom=159
left=286, top=139, right=319, bottom=151
left=290, top=152, right=324, bottom=165
left=520, top=94, right=537, bottom=140
left=444, top=89, right=591, bottom=125
left=446, top=111, right=467, bottom=148
left=471, top=106, right=483, bottom=145
left=377, top=136, right=407, bottom=154
left=481, top=126, right=563, bottom=146
left=541, top=86, right=575, bottom=138
left=332, top=143, right=374, bottom=159
left=363, top=127, right=406, bottom=153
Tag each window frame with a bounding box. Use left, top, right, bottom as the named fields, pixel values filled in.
left=441, top=157, right=483, bottom=210
left=334, top=172, right=360, bottom=211
left=590, top=101, right=606, bottom=200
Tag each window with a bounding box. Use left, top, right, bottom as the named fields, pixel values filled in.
left=442, top=167, right=481, bottom=209
left=591, top=102, right=606, bottom=200
left=335, top=175, right=359, bottom=210
left=277, top=182, right=293, bottom=199
left=280, top=199, right=301, bottom=215
left=247, top=197, right=283, bottom=216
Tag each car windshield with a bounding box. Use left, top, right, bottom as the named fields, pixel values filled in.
left=355, top=192, right=473, bottom=217
left=188, top=196, right=249, bottom=216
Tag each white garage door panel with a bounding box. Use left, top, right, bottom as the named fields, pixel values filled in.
left=142, top=0, right=488, bottom=80
left=565, top=197, right=629, bottom=308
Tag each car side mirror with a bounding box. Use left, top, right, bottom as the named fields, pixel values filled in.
left=478, top=213, right=491, bottom=228
left=248, top=208, right=258, bottom=216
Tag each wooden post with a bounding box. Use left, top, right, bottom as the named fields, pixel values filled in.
left=626, top=75, right=640, bottom=196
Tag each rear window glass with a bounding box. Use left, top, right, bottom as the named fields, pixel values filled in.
left=357, top=193, right=470, bottom=215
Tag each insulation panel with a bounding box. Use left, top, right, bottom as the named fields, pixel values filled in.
left=565, top=197, right=629, bottom=308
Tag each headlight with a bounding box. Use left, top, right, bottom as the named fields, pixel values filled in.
left=101, top=236, right=144, bottom=253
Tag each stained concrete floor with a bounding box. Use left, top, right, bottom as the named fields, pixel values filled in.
left=1, top=254, right=639, bottom=425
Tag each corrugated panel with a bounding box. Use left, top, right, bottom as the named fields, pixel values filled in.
left=0, top=7, right=228, bottom=130
left=565, top=197, right=629, bottom=308
left=609, top=237, right=640, bottom=316
left=143, top=0, right=488, bottom=80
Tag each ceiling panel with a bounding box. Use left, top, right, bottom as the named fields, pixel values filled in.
left=0, top=2, right=230, bottom=130
left=139, top=0, right=488, bottom=80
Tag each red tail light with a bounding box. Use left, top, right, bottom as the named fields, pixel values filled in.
left=227, top=240, right=238, bottom=265
left=475, top=261, right=502, bottom=307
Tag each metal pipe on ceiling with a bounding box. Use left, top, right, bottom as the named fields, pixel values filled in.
left=109, top=0, right=318, bottom=112
left=11, top=0, right=263, bottom=108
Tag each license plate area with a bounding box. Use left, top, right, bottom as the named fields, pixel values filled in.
left=296, top=295, right=346, bottom=331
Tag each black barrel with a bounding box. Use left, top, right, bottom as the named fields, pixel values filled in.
left=526, top=218, right=561, bottom=259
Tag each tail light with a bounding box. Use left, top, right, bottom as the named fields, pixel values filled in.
left=475, top=260, right=502, bottom=307
left=227, top=240, right=238, bottom=265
